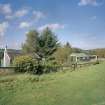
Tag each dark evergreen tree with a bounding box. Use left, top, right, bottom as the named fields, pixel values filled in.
left=22, top=28, right=58, bottom=60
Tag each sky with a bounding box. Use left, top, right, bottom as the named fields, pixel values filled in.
left=0, top=0, right=105, bottom=50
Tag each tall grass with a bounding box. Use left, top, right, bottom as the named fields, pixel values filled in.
left=0, top=62, right=105, bottom=105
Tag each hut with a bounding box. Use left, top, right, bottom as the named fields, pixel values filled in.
left=70, top=53, right=98, bottom=64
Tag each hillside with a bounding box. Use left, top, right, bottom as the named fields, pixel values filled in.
left=0, top=62, right=105, bottom=105
left=0, top=49, right=21, bottom=54
left=91, top=48, right=105, bottom=58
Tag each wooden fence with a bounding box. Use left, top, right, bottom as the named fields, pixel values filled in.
left=0, top=60, right=100, bottom=75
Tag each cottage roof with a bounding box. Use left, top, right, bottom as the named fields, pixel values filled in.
left=70, top=53, right=89, bottom=57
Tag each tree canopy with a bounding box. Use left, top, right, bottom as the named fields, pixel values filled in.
left=22, top=30, right=39, bottom=54
left=53, top=42, right=72, bottom=65
left=22, top=28, right=58, bottom=59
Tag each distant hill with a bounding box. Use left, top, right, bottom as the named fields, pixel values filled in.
left=0, top=48, right=105, bottom=59
left=72, top=47, right=90, bottom=54
left=89, top=48, right=105, bottom=58
left=72, top=47, right=105, bottom=58
left=0, top=49, right=21, bottom=53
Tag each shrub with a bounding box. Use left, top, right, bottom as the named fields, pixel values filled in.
left=42, top=60, right=60, bottom=73
left=13, top=55, right=38, bottom=73
left=13, top=55, right=60, bottom=75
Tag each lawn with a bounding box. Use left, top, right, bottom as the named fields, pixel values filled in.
left=0, top=62, right=105, bottom=105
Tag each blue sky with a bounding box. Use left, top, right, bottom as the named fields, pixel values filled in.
left=0, top=0, right=105, bottom=49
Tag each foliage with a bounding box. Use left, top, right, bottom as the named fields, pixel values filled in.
left=22, top=30, right=39, bottom=54
left=0, top=49, right=3, bottom=66
left=53, top=42, right=72, bottom=65
left=42, top=60, right=60, bottom=73
left=22, top=28, right=58, bottom=60
left=13, top=55, right=38, bottom=73
left=21, top=28, right=59, bottom=74
left=0, top=49, right=4, bottom=58
left=13, top=55, right=59, bottom=74
left=90, top=48, right=105, bottom=58
left=38, top=28, right=58, bottom=59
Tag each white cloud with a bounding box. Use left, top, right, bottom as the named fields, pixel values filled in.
left=0, top=4, right=12, bottom=15
left=19, top=22, right=31, bottom=29
left=32, top=11, right=45, bottom=21
left=38, top=23, right=65, bottom=31
left=1, top=5, right=45, bottom=23
left=15, top=9, right=28, bottom=17
left=0, top=22, right=9, bottom=37
left=5, top=10, right=45, bottom=21
left=5, top=8, right=29, bottom=20
left=78, top=0, right=98, bottom=6
left=5, top=15, right=13, bottom=20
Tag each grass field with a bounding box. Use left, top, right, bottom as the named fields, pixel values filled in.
left=0, top=62, right=105, bottom=105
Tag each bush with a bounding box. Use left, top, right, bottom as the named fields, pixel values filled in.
left=42, top=60, right=60, bottom=73
left=13, top=55, right=60, bottom=75
left=13, top=55, right=38, bottom=73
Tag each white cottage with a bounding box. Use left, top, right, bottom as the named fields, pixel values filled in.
left=70, top=53, right=98, bottom=64
left=3, top=46, right=10, bottom=67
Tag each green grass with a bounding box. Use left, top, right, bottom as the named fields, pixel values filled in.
left=0, top=62, right=105, bottom=105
